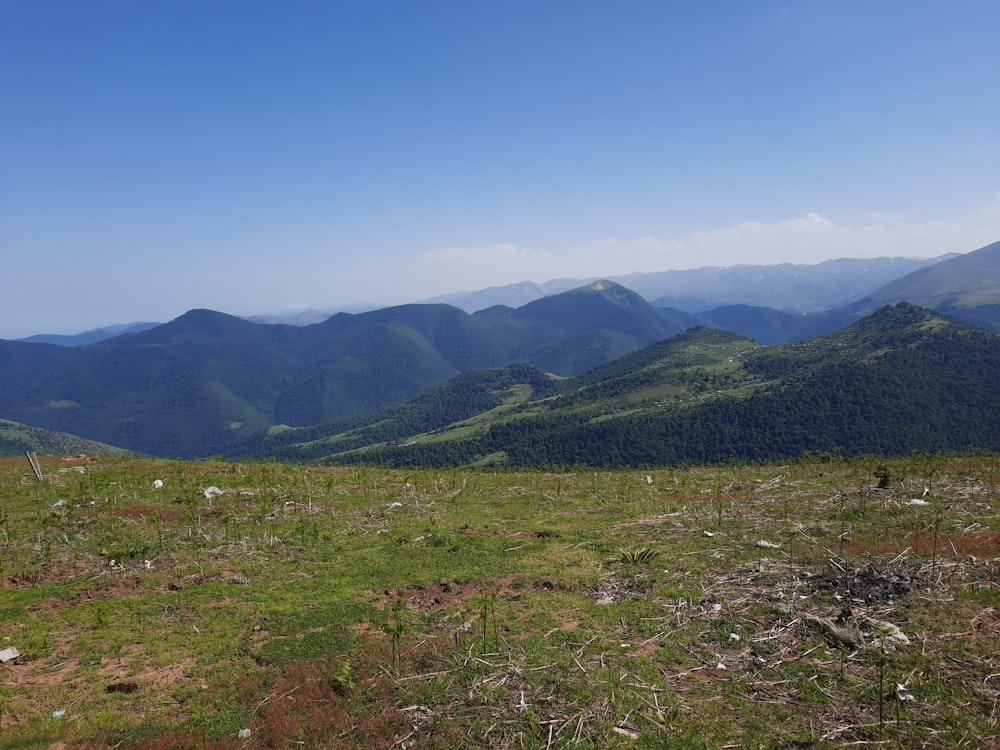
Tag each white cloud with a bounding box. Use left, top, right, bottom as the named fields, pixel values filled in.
left=398, top=207, right=997, bottom=302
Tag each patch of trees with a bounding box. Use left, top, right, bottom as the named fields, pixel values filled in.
left=236, top=364, right=550, bottom=462
left=330, top=323, right=1000, bottom=469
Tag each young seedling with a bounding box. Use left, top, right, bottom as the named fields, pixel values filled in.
left=871, top=621, right=897, bottom=737
left=381, top=598, right=409, bottom=668
left=152, top=511, right=163, bottom=553
left=331, top=658, right=354, bottom=695
left=191, top=701, right=209, bottom=750
left=878, top=641, right=886, bottom=733
left=475, top=590, right=501, bottom=655
left=931, top=511, right=942, bottom=578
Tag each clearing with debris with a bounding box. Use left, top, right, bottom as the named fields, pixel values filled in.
left=0, top=454, right=997, bottom=748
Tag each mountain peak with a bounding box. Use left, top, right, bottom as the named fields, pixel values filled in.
left=520, top=279, right=656, bottom=320
left=125, top=308, right=263, bottom=346
left=569, top=279, right=652, bottom=309
left=583, top=279, right=627, bottom=293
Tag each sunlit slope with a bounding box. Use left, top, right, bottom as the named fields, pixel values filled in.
left=283, top=304, right=1000, bottom=468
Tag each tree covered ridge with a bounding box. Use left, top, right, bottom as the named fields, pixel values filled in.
left=300, top=304, right=1000, bottom=468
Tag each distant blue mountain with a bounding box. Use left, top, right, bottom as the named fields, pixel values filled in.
left=17, top=322, right=160, bottom=347
left=11, top=254, right=955, bottom=342
left=426, top=255, right=955, bottom=313
left=2, top=238, right=999, bottom=460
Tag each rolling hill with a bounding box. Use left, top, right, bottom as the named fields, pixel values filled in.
left=259, top=304, right=1000, bottom=468
left=0, top=283, right=700, bottom=457
left=0, top=418, right=130, bottom=457
left=470, top=280, right=705, bottom=374
left=2, top=237, right=999, bottom=462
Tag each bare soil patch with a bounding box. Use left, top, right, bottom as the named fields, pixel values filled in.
left=846, top=531, right=1000, bottom=558
left=809, top=563, right=923, bottom=603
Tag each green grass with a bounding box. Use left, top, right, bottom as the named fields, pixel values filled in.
left=45, top=400, right=79, bottom=409
left=0, top=454, right=997, bottom=748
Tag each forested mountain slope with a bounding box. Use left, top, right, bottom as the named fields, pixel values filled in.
left=301, top=304, right=1000, bottom=468
left=0, top=283, right=697, bottom=456
left=4, top=244, right=998, bottom=460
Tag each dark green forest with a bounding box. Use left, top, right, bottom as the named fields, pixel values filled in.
left=308, top=305, right=1000, bottom=469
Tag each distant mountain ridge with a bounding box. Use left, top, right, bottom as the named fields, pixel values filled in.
left=7, top=253, right=957, bottom=344
left=842, top=239, right=1000, bottom=330
left=1, top=241, right=998, bottom=459
left=425, top=254, right=955, bottom=313
left=17, top=322, right=160, bottom=347
left=683, top=241, right=1000, bottom=344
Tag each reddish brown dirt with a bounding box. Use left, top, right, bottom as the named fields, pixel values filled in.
left=3, top=554, right=109, bottom=589
left=845, top=531, right=1000, bottom=558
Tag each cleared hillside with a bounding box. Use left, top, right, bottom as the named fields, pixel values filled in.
left=1, top=454, right=997, bottom=748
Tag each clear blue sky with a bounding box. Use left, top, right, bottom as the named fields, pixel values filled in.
left=2, top=0, right=998, bottom=338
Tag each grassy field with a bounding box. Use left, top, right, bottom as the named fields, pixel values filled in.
left=0, top=453, right=997, bottom=748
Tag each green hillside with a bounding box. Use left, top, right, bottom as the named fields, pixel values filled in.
left=239, top=364, right=554, bottom=462
left=0, top=283, right=703, bottom=457
left=0, top=418, right=130, bottom=457
left=4, top=248, right=1000, bottom=461
left=236, top=327, right=759, bottom=466
left=283, top=304, right=1000, bottom=468
left=845, top=239, right=1000, bottom=328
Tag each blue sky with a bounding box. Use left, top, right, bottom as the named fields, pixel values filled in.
left=2, top=1, right=998, bottom=338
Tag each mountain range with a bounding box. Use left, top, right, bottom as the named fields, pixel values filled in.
left=426, top=253, right=956, bottom=314
left=240, top=302, right=1000, bottom=468
left=0, top=240, right=997, bottom=462
left=13, top=253, right=955, bottom=345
